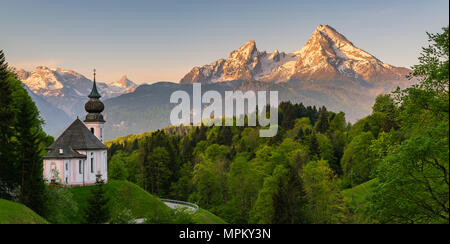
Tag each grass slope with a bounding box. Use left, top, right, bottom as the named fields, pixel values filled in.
left=0, top=199, right=48, bottom=224
left=66, top=180, right=226, bottom=224
left=68, top=180, right=172, bottom=223
left=342, top=178, right=378, bottom=223
left=192, top=208, right=228, bottom=224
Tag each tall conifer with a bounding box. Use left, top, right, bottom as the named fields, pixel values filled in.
left=0, top=50, right=17, bottom=199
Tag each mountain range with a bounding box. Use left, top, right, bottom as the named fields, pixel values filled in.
left=17, top=25, right=415, bottom=140
left=16, top=66, right=137, bottom=135
left=181, top=25, right=410, bottom=85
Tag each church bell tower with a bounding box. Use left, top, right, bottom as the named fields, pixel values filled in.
left=84, top=69, right=105, bottom=142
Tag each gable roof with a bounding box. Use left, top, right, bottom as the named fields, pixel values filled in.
left=44, top=119, right=107, bottom=159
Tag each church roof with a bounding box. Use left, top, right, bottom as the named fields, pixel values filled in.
left=44, top=119, right=107, bottom=159
left=43, top=145, right=87, bottom=159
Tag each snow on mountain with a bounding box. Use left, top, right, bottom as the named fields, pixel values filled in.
left=15, top=68, right=31, bottom=80
left=289, top=24, right=410, bottom=83
left=17, top=66, right=138, bottom=119
left=180, top=24, right=411, bottom=84
left=180, top=40, right=297, bottom=84
left=107, top=75, right=137, bottom=90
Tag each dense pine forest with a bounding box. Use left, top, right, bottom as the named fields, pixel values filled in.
left=107, top=27, right=449, bottom=224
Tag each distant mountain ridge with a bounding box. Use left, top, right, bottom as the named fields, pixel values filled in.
left=181, top=25, right=411, bottom=85
left=15, top=66, right=138, bottom=136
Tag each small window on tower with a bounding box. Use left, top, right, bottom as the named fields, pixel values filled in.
left=91, top=128, right=94, bottom=134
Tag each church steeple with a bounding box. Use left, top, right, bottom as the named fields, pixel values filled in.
left=84, top=69, right=106, bottom=142
left=85, top=68, right=105, bottom=123
left=88, top=69, right=101, bottom=99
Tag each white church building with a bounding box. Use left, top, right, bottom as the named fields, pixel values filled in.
left=43, top=70, right=108, bottom=186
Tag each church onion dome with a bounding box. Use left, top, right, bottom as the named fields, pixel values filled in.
left=85, top=98, right=104, bottom=113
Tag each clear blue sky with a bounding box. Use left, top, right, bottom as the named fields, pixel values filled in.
left=1, top=0, right=448, bottom=84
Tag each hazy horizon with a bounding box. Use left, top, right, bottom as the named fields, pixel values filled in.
left=1, top=0, right=448, bottom=84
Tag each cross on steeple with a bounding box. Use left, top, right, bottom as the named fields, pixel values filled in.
left=88, top=68, right=101, bottom=99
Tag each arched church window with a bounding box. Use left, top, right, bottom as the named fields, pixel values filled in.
left=91, top=128, right=94, bottom=134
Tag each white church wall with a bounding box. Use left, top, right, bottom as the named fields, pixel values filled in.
left=84, top=122, right=105, bottom=143
left=62, top=150, right=108, bottom=186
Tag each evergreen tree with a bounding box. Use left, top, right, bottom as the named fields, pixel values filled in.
left=309, top=133, right=320, bottom=158
left=146, top=146, right=171, bottom=195
left=0, top=50, right=16, bottom=200
left=12, top=78, right=48, bottom=214
left=85, top=174, right=110, bottom=224
left=314, top=106, right=329, bottom=134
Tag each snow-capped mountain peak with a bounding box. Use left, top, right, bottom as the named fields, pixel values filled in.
left=297, top=24, right=378, bottom=65
left=181, top=24, right=410, bottom=84
left=291, top=24, right=409, bottom=82
left=180, top=40, right=296, bottom=83
left=229, top=40, right=258, bottom=63
left=24, top=66, right=65, bottom=92
left=107, top=75, right=137, bottom=89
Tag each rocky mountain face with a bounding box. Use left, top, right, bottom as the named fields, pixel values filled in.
left=180, top=25, right=411, bottom=86
left=289, top=25, right=411, bottom=83
left=16, top=66, right=137, bottom=136
left=180, top=40, right=298, bottom=84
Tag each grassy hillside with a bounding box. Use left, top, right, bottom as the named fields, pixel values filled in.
left=54, top=180, right=227, bottom=224
left=342, top=179, right=378, bottom=223
left=192, top=208, right=228, bottom=224
left=68, top=180, right=172, bottom=223
left=0, top=199, right=48, bottom=224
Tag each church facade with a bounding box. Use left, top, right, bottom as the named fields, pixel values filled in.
left=43, top=71, right=108, bottom=186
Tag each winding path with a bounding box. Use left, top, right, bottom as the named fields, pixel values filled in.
left=135, top=198, right=199, bottom=224
left=159, top=198, right=199, bottom=213
left=163, top=201, right=196, bottom=212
